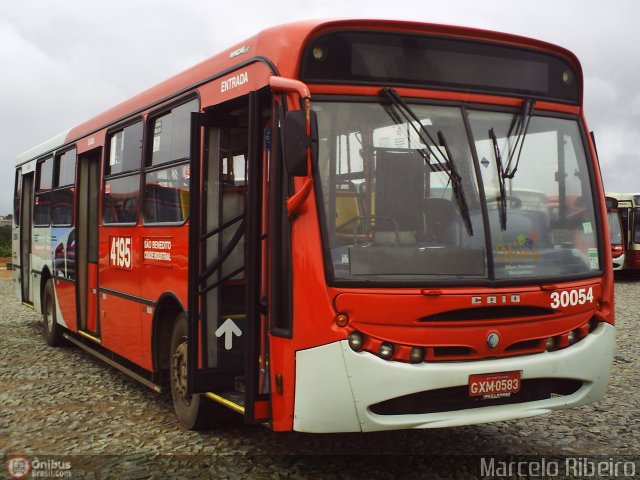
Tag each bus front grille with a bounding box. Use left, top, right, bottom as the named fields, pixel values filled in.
left=369, top=378, right=582, bottom=416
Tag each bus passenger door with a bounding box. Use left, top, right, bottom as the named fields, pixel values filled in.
left=76, top=150, right=101, bottom=337
left=187, top=91, right=269, bottom=424
left=20, top=173, right=34, bottom=304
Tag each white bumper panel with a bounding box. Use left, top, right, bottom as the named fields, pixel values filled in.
left=294, top=341, right=362, bottom=432
left=613, top=253, right=624, bottom=271
left=293, top=323, right=615, bottom=433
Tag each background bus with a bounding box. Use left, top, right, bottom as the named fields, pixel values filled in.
left=605, top=196, right=625, bottom=271
left=13, top=19, right=614, bottom=433
left=606, top=193, right=640, bottom=271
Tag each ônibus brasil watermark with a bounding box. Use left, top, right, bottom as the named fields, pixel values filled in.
left=480, top=456, right=638, bottom=478
left=6, top=456, right=72, bottom=479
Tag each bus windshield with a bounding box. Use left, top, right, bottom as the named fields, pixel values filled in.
left=608, top=211, right=623, bottom=245
left=313, top=100, right=600, bottom=283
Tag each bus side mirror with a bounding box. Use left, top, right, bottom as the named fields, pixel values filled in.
left=284, top=110, right=318, bottom=177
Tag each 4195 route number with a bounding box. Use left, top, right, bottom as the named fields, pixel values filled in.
left=110, top=236, right=132, bottom=270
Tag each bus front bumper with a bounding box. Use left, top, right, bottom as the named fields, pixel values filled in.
left=293, top=322, right=615, bottom=433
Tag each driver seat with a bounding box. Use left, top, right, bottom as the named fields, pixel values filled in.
left=423, top=197, right=458, bottom=244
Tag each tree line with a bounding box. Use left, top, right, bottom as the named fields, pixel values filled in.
left=0, top=225, right=12, bottom=258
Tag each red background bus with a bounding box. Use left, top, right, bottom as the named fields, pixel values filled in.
left=606, top=193, right=640, bottom=271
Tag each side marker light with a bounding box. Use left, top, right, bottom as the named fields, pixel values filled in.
left=335, top=313, right=349, bottom=327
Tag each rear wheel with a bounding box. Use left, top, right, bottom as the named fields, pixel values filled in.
left=42, top=279, right=64, bottom=347
left=169, top=313, right=212, bottom=430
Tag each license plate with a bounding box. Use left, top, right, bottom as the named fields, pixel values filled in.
left=468, top=371, right=521, bottom=398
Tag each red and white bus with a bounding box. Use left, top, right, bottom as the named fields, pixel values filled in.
left=13, top=19, right=615, bottom=432
left=606, top=193, right=640, bottom=271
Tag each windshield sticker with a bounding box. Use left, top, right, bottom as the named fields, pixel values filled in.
left=583, top=222, right=593, bottom=235
left=494, top=232, right=541, bottom=266
left=588, top=248, right=599, bottom=270
left=109, top=143, right=117, bottom=166
left=153, top=120, right=162, bottom=153
left=504, top=264, right=536, bottom=275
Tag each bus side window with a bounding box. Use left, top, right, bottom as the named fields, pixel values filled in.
left=34, top=157, right=53, bottom=226
left=14, top=168, right=22, bottom=227
left=143, top=98, right=198, bottom=225
left=103, top=121, right=143, bottom=225
left=144, top=166, right=190, bottom=223
left=103, top=176, right=140, bottom=224
left=52, top=148, right=76, bottom=226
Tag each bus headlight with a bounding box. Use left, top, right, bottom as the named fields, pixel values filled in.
left=348, top=332, right=364, bottom=351
left=409, top=347, right=424, bottom=364
left=379, top=343, right=394, bottom=360
left=545, top=337, right=556, bottom=352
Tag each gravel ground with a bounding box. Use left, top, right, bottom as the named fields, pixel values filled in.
left=0, top=277, right=638, bottom=479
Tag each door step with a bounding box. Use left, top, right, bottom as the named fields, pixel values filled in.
left=204, top=391, right=245, bottom=414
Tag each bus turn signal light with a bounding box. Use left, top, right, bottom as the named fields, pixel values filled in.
left=335, top=313, right=349, bottom=327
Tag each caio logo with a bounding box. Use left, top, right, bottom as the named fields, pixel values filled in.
left=471, top=294, right=521, bottom=305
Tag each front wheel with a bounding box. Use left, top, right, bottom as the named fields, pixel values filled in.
left=42, top=279, right=64, bottom=347
left=169, top=313, right=212, bottom=430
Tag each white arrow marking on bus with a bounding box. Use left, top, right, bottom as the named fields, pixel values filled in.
left=215, top=318, right=242, bottom=350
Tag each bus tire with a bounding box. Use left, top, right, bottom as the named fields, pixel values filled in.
left=169, top=313, right=212, bottom=430
left=42, top=279, right=64, bottom=347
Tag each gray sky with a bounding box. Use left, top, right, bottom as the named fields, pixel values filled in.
left=1, top=0, right=638, bottom=215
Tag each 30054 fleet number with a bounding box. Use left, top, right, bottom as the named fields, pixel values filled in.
left=550, top=287, right=593, bottom=309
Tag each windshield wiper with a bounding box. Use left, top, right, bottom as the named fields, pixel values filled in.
left=380, top=89, right=450, bottom=174
left=437, top=131, right=474, bottom=236
left=503, top=98, right=535, bottom=179
left=379, top=87, right=473, bottom=236
left=489, top=128, right=508, bottom=231
left=487, top=98, right=535, bottom=231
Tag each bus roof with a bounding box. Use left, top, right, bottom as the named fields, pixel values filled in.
left=16, top=18, right=582, bottom=166
left=16, top=129, right=71, bottom=166
left=606, top=193, right=640, bottom=205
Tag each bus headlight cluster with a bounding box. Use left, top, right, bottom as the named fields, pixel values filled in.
left=347, top=331, right=427, bottom=363
left=546, top=319, right=595, bottom=352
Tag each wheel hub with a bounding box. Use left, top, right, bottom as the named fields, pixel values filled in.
left=172, top=341, right=189, bottom=401
left=45, top=298, right=53, bottom=331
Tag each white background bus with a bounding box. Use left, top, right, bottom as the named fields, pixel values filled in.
left=606, top=193, right=640, bottom=271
